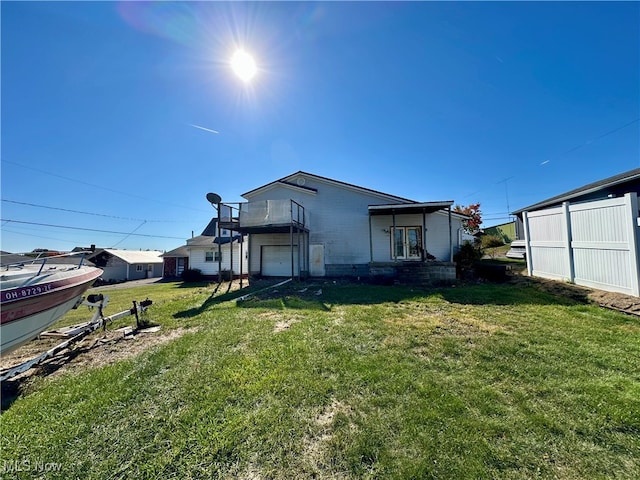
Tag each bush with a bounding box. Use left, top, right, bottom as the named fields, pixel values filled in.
left=181, top=268, right=203, bottom=282
left=454, top=241, right=483, bottom=280
left=454, top=241, right=484, bottom=267
left=480, top=235, right=506, bottom=259
left=481, top=235, right=505, bottom=249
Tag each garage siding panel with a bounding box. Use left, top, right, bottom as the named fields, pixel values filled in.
left=261, top=245, right=299, bottom=276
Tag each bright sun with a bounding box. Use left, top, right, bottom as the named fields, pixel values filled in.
left=230, top=49, right=257, bottom=83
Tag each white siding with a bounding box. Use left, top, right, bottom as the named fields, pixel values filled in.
left=246, top=178, right=392, bottom=265
left=370, top=212, right=463, bottom=262
left=429, top=211, right=465, bottom=260
left=245, top=174, right=458, bottom=266
left=189, top=242, right=248, bottom=275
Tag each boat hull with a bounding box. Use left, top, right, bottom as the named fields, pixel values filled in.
left=1, top=265, right=102, bottom=354
left=1, top=295, right=87, bottom=354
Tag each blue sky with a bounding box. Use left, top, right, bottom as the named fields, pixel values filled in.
left=2, top=1, right=638, bottom=254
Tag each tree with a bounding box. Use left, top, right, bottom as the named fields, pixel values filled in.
left=453, top=203, right=482, bottom=234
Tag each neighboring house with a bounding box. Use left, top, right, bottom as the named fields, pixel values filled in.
left=162, top=245, right=190, bottom=278
left=86, top=249, right=163, bottom=282
left=483, top=221, right=516, bottom=243
left=218, top=171, right=467, bottom=282
left=163, top=219, right=248, bottom=280
left=512, top=168, right=640, bottom=296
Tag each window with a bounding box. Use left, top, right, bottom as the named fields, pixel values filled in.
left=205, top=251, right=221, bottom=262
left=147, top=264, right=153, bottom=272
left=136, top=265, right=144, bottom=272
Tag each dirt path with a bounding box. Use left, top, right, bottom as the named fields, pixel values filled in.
left=91, top=277, right=167, bottom=291
left=509, top=273, right=640, bottom=316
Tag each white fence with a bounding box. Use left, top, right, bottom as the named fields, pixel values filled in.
left=523, top=192, right=640, bottom=296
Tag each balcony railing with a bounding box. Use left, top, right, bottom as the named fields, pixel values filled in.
left=238, top=199, right=306, bottom=229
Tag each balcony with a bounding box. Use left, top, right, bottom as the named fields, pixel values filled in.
left=219, top=199, right=307, bottom=234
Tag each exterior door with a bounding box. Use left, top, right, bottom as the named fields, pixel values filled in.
left=177, top=258, right=185, bottom=276
left=309, top=244, right=325, bottom=277
left=391, top=227, right=422, bottom=260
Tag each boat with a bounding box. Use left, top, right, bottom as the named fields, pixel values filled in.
left=0, top=257, right=103, bottom=354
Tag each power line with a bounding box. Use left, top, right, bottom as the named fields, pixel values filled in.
left=0, top=228, right=84, bottom=246
left=1, top=219, right=184, bottom=240
left=110, top=221, right=147, bottom=248
left=1, top=158, right=211, bottom=213
left=1, top=199, right=190, bottom=223
left=461, top=117, right=639, bottom=200
left=559, top=118, right=639, bottom=157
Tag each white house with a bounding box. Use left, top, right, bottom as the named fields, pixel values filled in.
left=163, top=219, right=248, bottom=280
left=219, top=171, right=467, bottom=282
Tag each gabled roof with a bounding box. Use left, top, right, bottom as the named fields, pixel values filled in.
left=200, top=218, right=219, bottom=237
left=242, top=171, right=416, bottom=204
left=483, top=220, right=515, bottom=229
left=162, top=246, right=190, bottom=258
left=89, top=249, right=163, bottom=264
left=513, top=168, right=640, bottom=214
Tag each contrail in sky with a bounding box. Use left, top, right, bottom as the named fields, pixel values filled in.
left=540, top=160, right=550, bottom=165
left=190, top=124, right=219, bottom=134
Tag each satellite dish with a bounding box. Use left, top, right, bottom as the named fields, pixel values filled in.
left=206, top=192, right=222, bottom=204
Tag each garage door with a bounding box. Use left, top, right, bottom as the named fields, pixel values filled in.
left=262, top=245, right=299, bottom=277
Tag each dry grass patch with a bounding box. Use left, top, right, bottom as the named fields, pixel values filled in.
left=273, top=318, right=302, bottom=333
left=300, top=398, right=356, bottom=477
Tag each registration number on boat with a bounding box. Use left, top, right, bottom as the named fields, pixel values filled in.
left=3, top=284, right=53, bottom=301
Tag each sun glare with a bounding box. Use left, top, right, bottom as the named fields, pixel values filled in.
left=231, top=49, right=257, bottom=83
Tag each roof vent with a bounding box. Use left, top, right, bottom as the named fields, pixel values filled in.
left=296, top=177, right=306, bottom=186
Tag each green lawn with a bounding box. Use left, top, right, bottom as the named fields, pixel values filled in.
left=1, top=281, right=639, bottom=479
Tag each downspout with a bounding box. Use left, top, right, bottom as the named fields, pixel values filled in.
left=247, top=234, right=252, bottom=282
left=368, top=212, right=373, bottom=263
left=523, top=211, right=533, bottom=277
left=297, top=226, right=301, bottom=281
left=217, top=203, right=222, bottom=283
left=422, top=208, right=426, bottom=261
left=392, top=210, right=397, bottom=262
left=230, top=232, right=234, bottom=283
left=290, top=223, right=294, bottom=281
left=448, top=206, right=453, bottom=262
